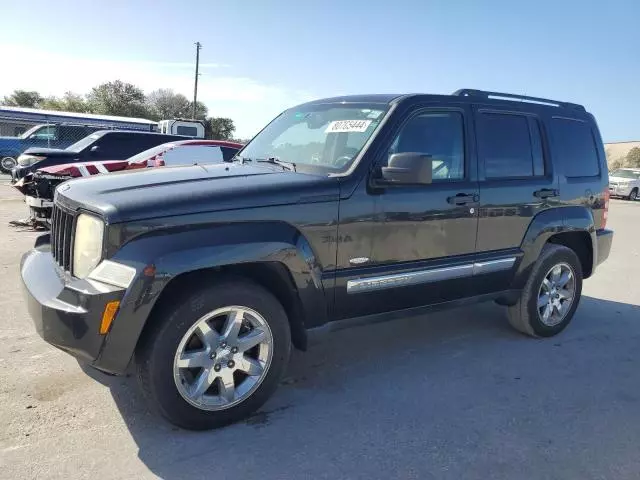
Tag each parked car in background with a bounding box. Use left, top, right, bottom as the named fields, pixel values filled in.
left=0, top=124, right=102, bottom=172
left=13, top=139, right=243, bottom=226
left=608, top=168, right=640, bottom=200
left=10, top=130, right=187, bottom=182
left=20, top=89, right=613, bottom=429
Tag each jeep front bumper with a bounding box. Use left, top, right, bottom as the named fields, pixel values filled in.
left=21, top=243, right=126, bottom=370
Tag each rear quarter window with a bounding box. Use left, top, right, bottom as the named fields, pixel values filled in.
left=550, top=118, right=600, bottom=177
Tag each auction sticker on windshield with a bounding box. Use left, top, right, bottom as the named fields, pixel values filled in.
left=325, top=120, right=372, bottom=133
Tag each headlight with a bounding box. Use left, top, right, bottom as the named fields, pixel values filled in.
left=73, top=214, right=104, bottom=278
left=17, top=154, right=45, bottom=166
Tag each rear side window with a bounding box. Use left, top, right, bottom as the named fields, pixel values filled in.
left=476, top=113, right=543, bottom=179
left=550, top=118, right=600, bottom=177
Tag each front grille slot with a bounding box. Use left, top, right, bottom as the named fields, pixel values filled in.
left=50, top=204, right=75, bottom=272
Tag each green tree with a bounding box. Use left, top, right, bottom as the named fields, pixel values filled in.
left=2, top=90, right=43, bottom=108
left=206, top=117, right=235, bottom=140
left=41, top=92, right=89, bottom=113
left=86, top=80, right=150, bottom=118
left=146, top=89, right=191, bottom=121
left=626, top=147, right=640, bottom=168
left=189, top=101, right=208, bottom=120
left=610, top=157, right=624, bottom=170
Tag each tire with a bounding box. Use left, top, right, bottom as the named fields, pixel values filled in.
left=136, top=279, right=291, bottom=430
left=629, top=188, right=638, bottom=201
left=1, top=156, right=17, bottom=173
left=507, top=244, right=583, bottom=337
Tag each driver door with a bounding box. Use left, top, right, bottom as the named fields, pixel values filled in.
left=334, top=106, right=480, bottom=319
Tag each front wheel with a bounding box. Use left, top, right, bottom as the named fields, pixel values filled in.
left=1, top=156, right=17, bottom=173
left=136, top=279, right=291, bottom=430
left=507, top=244, right=583, bottom=337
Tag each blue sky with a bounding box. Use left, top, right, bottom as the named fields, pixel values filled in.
left=0, top=0, right=638, bottom=140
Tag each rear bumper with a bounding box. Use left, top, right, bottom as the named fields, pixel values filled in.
left=595, top=229, right=613, bottom=268
left=21, top=244, right=125, bottom=367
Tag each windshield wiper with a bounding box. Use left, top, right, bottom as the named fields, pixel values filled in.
left=234, top=155, right=296, bottom=172
left=257, top=156, right=296, bottom=172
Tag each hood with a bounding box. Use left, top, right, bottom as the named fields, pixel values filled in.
left=55, top=162, right=340, bottom=223
left=21, top=147, right=76, bottom=158
left=38, top=160, right=130, bottom=177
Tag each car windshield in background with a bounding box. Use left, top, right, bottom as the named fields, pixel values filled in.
left=611, top=169, right=640, bottom=179
left=237, top=103, right=389, bottom=173
left=19, top=125, right=42, bottom=139
left=127, top=143, right=173, bottom=164
left=66, top=133, right=103, bottom=153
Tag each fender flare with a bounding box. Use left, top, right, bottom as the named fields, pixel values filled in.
left=96, top=222, right=327, bottom=373
left=512, top=206, right=596, bottom=290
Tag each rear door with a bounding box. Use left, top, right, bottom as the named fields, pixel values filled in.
left=473, top=106, right=558, bottom=294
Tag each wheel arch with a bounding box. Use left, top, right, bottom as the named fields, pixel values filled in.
left=95, top=222, right=328, bottom=373
left=512, top=206, right=597, bottom=290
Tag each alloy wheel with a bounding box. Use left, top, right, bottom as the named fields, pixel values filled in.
left=173, top=306, right=273, bottom=411
left=537, top=262, right=576, bottom=327
left=1, top=156, right=16, bottom=171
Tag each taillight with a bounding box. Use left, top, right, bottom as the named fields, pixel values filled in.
left=602, top=188, right=609, bottom=229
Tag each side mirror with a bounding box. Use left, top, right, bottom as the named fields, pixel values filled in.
left=380, top=153, right=432, bottom=185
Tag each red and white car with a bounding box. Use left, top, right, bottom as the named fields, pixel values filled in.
left=15, top=139, right=243, bottom=226
left=33, top=139, right=243, bottom=178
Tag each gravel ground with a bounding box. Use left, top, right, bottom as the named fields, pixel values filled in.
left=1, top=174, right=639, bottom=480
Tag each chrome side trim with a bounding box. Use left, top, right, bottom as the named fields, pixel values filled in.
left=347, top=264, right=473, bottom=294
left=346, top=256, right=516, bottom=294
left=472, top=257, right=516, bottom=275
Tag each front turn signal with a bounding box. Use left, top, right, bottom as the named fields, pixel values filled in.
left=100, top=301, right=120, bottom=334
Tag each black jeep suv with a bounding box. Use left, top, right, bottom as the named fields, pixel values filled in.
left=20, top=89, right=613, bottom=430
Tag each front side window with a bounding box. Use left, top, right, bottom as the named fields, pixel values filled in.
left=477, top=113, right=540, bottom=179
left=238, top=103, right=388, bottom=173
left=387, top=111, right=465, bottom=181
left=176, top=125, right=199, bottom=137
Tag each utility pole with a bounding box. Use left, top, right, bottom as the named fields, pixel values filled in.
left=192, top=41, right=202, bottom=119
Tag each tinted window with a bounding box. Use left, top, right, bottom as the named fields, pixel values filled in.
left=221, top=146, right=240, bottom=162
left=162, top=145, right=224, bottom=166
left=176, top=125, right=198, bottom=136
left=389, top=112, right=464, bottom=181
left=477, top=113, right=539, bottom=178
left=550, top=118, right=600, bottom=177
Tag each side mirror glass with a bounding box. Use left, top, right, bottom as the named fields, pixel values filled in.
left=380, top=152, right=433, bottom=185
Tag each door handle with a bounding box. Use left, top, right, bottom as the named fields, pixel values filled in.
left=447, top=193, right=478, bottom=205
left=533, top=188, right=559, bottom=199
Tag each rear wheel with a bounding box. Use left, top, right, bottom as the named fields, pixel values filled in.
left=1, top=156, right=17, bottom=173
left=629, top=188, right=638, bottom=201
left=136, top=279, right=291, bottom=430
left=507, top=244, right=583, bottom=337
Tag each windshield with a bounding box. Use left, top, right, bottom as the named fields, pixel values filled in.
left=19, top=125, right=44, bottom=139
left=237, top=103, right=389, bottom=173
left=66, top=133, right=102, bottom=153
left=611, top=169, right=640, bottom=179
left=127, top=143, right=174, bottom=164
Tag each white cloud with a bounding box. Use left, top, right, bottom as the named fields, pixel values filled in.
left=0, top=44, right=313, bottom=137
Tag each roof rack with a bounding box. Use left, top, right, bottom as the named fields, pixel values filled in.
left=452, top=89, right=585, bottom=111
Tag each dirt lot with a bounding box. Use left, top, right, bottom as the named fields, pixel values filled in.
left=1, top=175, right=639, bottom=480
